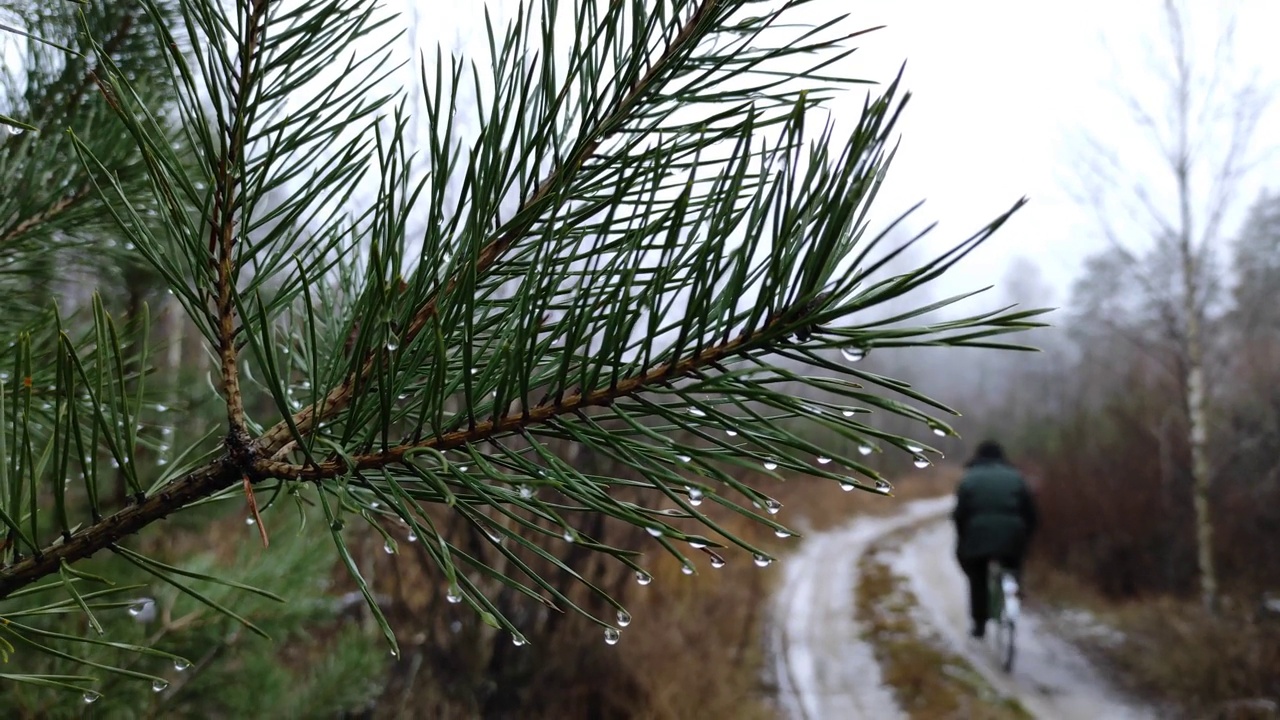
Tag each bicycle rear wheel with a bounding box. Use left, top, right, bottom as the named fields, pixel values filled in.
left=996, top=615, right=1016, bottom=672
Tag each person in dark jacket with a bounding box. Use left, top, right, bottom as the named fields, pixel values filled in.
left=952, top=439, right=1038, bottom=638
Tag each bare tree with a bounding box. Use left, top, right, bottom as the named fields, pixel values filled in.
left=1071, top=0, right=1272, bottom=612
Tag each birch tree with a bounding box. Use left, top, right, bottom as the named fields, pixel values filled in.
left=1074, top=0, right=1271, bottom=612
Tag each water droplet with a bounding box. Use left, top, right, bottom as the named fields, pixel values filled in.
left=753, top=553, right=773, bottom=567
left=390, top=649, right=399, bottom=658
left=685, top=486, right=703, bottom=505
left=245, top=516, right=256, bottom=526
left=839, top=478, right=856, bottom=492
left=816, top=456, right=832, bottom=465
left=83, top=692, right=101, bottom=704
left=446, top=585, right=462, bottom=604
left=458, top=465, right=469, bottom=472
left=841, top=346, right=868, bottom=363
left=709, top=554, right=726, bottom=569
left=932, top=427, right=947, bottom=437
left=688, top=407, right=706, bottom=418
left=383, top=541, right=395, bottom=554
left=7, top=125, right=24, bottom=135
left=675, top=454, right=691, bottom=463
left=155, top=404, right=168, bottom=412
left=512, top=635, right=527, bottom=646
left=689, top=539, right=707, bottom=549
left=518, top=485, right=534, bottom=499
left=681, top=564, right=694, bottom=575
left=876, top=479, right=893, bottom=493
left=906, top=443, right=923, bottom=453
left=912, top=456, right=930, bottom=469
left=562, top=530, right=575, bottom=542
left=151, top=679, right=168, bottom=692
left=174, top=658, right=190, bottom=672
left=763, top=460, right=778, bottom=471
left=604, top=628, right=621, bottom=645
left=407, top=530, right=418, bottom=542
left=470, top=368, right=480, bottom=375
left=764, top=499, right=782, bottom=515
left=616, top=610, right=631, bottom=627
left=774, top=529, right=791, bottom=538
left=726, top=429, right=739, bottom=437
left=842, top=410, right=856, bottom=417
left=386, top=340, right=399, bottom=351
left=645, top=526, right=663, bottom=537
left=858, top=444, right=873, bottom=456
left=127, top=598, right=154, bottom=617
left=370, top=501, right=381, bottom=509
left=450, top=620, right=463, bottom=633
left=635, top=571, right=653, bottom=586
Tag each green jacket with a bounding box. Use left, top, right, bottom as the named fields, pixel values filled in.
left=952, top=459, right=1038, bottom=560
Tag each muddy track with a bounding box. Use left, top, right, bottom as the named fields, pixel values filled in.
left=771, top=496, right=1154, bottom=720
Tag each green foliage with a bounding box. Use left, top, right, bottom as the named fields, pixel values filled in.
left=0, top=0, right=1049, bottom=707
left=0, top=511, right=385, bottom=716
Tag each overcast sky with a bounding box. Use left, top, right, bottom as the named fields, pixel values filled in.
left=417, top=1, right=1280, bottom=309
left=813, top=0, right=1280, bottom=305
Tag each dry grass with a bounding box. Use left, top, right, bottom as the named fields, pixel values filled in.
left=1032, top=568, right=1280, bottom=720
left=128, top=462, right=965, bottom=718
left=356, top=464, right=965, bottom=718
left=855, top=527, right=1031, bottom=720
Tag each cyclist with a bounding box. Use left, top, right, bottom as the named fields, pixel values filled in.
left=951, top=439, right=1038, bottom=639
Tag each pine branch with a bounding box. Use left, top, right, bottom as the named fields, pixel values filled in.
left=253, top=0, right=720, bottom=456
left=210, top=0, right=269, bottom=439
left=260, top=313, right=775, bottom=480
left=0, top=186, right=93, bottom=246
left=0, top=460, right=237, bottom=598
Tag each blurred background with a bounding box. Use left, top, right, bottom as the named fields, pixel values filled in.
left=2, top=0, right=1278, bottom=717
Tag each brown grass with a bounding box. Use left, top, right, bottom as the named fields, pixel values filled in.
left=356, top=464, right=964, bottom=718
left=855, top=527, right=1031, bottom=720
left=1032, top=568, right=1280, bottom=720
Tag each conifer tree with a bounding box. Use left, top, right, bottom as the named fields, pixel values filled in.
left=0, top=0, right=1045, bottom=708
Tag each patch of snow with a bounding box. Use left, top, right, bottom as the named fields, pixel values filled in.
left=1055, top=608, right=1127, bottom=649
left=891, top=519, right=1157, bottom=720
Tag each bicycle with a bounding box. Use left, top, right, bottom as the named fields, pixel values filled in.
left=987, top=560, right=1019, bottom=672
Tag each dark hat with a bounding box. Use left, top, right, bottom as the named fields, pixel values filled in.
left=974, top=439, right=1006, bottom=462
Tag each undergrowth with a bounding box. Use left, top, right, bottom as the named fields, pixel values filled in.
left=1032, top=569, right=1280, bottom=720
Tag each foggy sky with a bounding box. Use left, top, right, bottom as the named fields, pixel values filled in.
left=426, top=1, right=1280, bottom=310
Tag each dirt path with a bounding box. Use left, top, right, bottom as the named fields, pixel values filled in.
left=771, top=497, right=951, bottom=720
left=772, top=496, right=1154, bottom=720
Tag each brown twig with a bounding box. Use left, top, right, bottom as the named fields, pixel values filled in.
left=0, top=12, right=138, bottom=246
left=210, top=0, right=269, bottom=437
left=256, top=326, right=758, bottom=481
left=0, top=460, right=239, bottom=598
